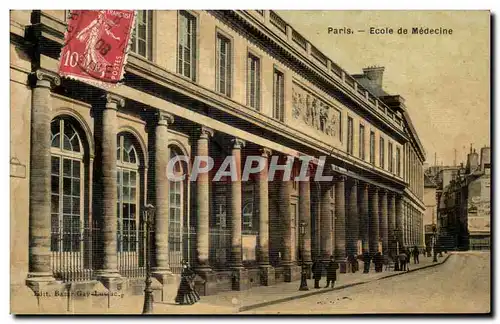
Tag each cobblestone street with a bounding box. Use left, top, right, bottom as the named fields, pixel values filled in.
left=241, top=252, right=490, bottom=314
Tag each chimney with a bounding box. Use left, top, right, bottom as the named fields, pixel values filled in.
left=480, top=146, right=491, bottom=171
left=362, top=66, right=385, bottom=88
left=466, top=148, right=479, bottom=174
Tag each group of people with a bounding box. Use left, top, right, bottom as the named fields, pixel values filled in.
left=312, top=255, right=339, bottom=289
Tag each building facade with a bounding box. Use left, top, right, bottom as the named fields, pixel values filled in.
left=423, top=172, right=437, bottom=250
left=436, top=147, right=491, bottom=251
left=10, top=10, right=426, bottom=313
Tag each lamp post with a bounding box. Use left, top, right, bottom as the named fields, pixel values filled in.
left=299, top=220, right=308, bottom=291
left=142, top=204, right=155, bottom=314
left=432, top=224, right=438, bottom=263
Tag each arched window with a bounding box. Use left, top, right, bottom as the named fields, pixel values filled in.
left=242, top=201, right=253, bottom=232
left=50, top=118, right=84, bottom=252
left=116, top=133, right=140, bottom=252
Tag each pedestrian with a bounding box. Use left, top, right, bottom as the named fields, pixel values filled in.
left=394, top=253, right=400, bottom=271
left=312, top=259, right=323, bottom=289
left=362, top=250, right=371, bottom=273
left=352, top=254, right=359, bottom=273
left=373, top=252, right=383, bottom=272
left=175, top=260, right=200, bottom=305
left=413, top=246, right=420, bottom=264
left=398, top=252, right=407, bottom=271
left=325, top=255, right=339, bottom=288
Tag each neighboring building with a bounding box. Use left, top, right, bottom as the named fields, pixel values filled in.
left=437, top=147, right=491, bottom=251
left=10, top=10, right=426, bottom=313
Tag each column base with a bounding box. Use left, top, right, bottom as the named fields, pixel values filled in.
left=151, top=269, right=174, bottom=285
left=95, top=271, right=123, bottom=292
left=194, top=267, right=217, bottom=296
left=259, top=265, right=275, bottom=286
left=25, top=272, right=57, bottom=295
left=231, top=267, right=249, bottom=291
left=283, top=263, right=301, bottom=282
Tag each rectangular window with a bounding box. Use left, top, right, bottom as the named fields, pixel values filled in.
left=247, top=53, right=260, bottom=109
left=131, top=10, right=153, bottom=60
left=273, top=68, right=285, bottom=121
left=379, top=137, right=385, bottom=169
left=388, top=142, right=393, bottom=173
left=216, top=33, right=232, bottom=97
left=359, top=124, right=365, bottom=160
left=370, top=131, right=375, bottom=165
left=347, top=117, right=354, bottom=155
left=178, top=11, right=197, bottom=81
left=396, top=147, right=401, bottom=176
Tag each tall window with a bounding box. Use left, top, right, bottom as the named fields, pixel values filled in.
left=216, top=33, right=232, bottom=97
left=242, top=201, right=253, bottom=232
left=379, top=137, right=385, bottom=169
left=247, top=53, right=261, bottom=109
left=359, top=124, right=365, bottom=160
left=178, top=10, right=197, bottom=81
left=116, top=134, right=140, bottom=252
left=347, top=117, right=354, bottom=155
left=388, top=142, right=394, bottom=173
left=131, top=10, right=153, bottom=59
left=273, top=68, right=285, bottom=121
left=169, top=150, right=183, bottom=254
left=370, top=131, right=375, bottom=165
left=50, top=119, right=84, bottom=252
left=396, top=147, right=401, bottom=176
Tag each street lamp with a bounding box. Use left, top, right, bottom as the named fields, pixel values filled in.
left=432, top=224, right=438, bottom=263
left=142, top=204, right=155, bottom=314
left=299, top=220, right=308, bottom=291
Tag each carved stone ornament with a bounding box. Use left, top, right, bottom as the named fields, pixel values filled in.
left=292, top=82, right=341, bottom=139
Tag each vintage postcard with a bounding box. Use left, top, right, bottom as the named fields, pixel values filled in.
left=10, top=9, right=490, bottom=315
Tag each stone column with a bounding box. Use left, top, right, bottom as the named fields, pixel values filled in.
left=388, top=193, right=396, bottom=255
left=97, top=93, right=124, bottom=288
left=380, top=189, right=389, bottom=256
left=196, top=127, right=213, bottom=272
left=258, top=148, right=274, bottom=286
left=230, top=138, right=248, bottom=290
left=360, top=183, right=370, bottom=253
left=347, top=179, right=358, bottom=259
left=334, top=175, right=347, bottom=272
left=320, top=183, right=333, bottom=261
left=299, top=165, right=312, bottom=266
left=369, top=186, right=380, bottom=255
left=27, top=70, right=60, bottom=287
left=152, top=112, right=174, bottom=285
left=396, top=195, right=403, bottom=247
left=281, top=158, right=297, bottom=282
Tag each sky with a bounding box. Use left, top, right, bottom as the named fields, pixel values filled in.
left=277, top=10, right=490, bottom=166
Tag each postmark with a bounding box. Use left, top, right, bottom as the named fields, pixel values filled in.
left=58, top=10, right=136, bottom=88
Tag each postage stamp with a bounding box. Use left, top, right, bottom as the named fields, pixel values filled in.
left=58, top=10, right=136, bottom=88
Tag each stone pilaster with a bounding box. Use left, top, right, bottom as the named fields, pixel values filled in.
left=230, top=138, right=245, bottom=268
left=360, top=183, right=370, bottom=253
left=396, top=196, right=403, bottom=249
left=152, top=112, right=174, bottom=285
left=27, top=69, right=61, bottom=287
left=96, top=93, right=125, bottom=289
left=281, top=158, right=299, bottom=282
left=334, top=175, right=346, bottom=271
left=369, top=186, right=380, bottom=255
left=347, top=179, right=359, bottom=258
left=258, top=148, right=274, bottom=286
left=380, top=189, right=389, bottom=256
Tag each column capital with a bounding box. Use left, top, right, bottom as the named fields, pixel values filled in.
left=334, top=174, right=347, bottom=182
left=30, top=69, right=61, bottom=89
left=372, top=186, right=380, bottom=193
left=199, top=126, right=214, bottom=139
left=157, top=111, right=174, bottom=127
left=260, top=147, right=272, bottom=157
left=231, top=138, right=246, bottom=149
left=105, top=93, right=125, bottom=110
left=351, top=179, right=359, bottom=186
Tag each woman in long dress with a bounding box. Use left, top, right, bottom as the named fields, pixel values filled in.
left=175, top=261, right=200, bottom=305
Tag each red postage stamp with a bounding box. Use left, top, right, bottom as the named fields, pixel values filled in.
left=58, top=10, right=136, bottom=87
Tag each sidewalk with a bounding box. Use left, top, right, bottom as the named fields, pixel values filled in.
left=152, top=253, right=451, bottom=314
